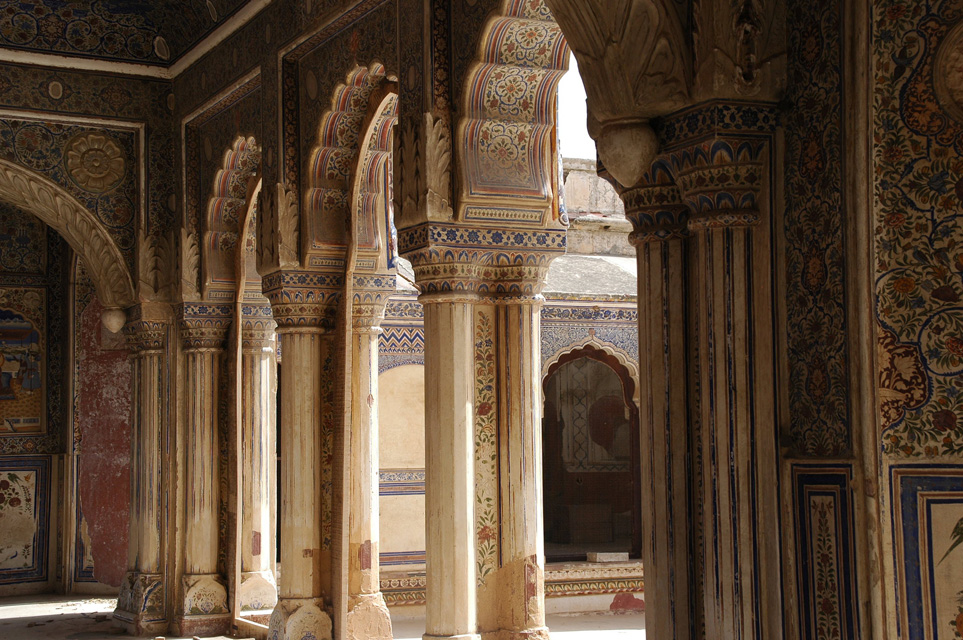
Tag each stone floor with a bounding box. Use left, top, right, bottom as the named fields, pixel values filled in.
left=0, top=595, right=646, bottom=639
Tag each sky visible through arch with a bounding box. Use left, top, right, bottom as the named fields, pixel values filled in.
left=558, top=53, right=596, bottom=161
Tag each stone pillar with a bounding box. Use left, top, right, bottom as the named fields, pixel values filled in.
left=264, top=269, right=341, bottom=640
left=493, top=296, right=548, bottom=640
left=421, top=293, right=480, bottom=640
left=114, top=306, right=170, bottom=636
left=662, top=102, right=782, bottom=639
left=173, top=310, right=230, bottom=636
left=238, top=311, right=279, bottom=615
left=621, top=182, right=693, bottom=640
left=345, top=282, right=394, bottom=640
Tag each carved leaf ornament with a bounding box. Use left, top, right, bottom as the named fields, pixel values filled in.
left=0, top=158, right=136, bottom=310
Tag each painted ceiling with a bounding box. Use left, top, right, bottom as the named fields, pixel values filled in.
left=0, top=0, right=252, bottom=65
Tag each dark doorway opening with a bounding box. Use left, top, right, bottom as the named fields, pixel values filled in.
left=542, top=345, right=641, bottom=563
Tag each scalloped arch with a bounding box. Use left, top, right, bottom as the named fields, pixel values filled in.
left=203, top=135, right=261, bottom=299
left=0, top=158, right=135, bottom=310
left=458, top=0, right=570, bottom=223
left=307, top=62, right=397, bottom=255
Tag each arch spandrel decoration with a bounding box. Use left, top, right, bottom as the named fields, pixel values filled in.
left=542, top=337, right=641, bottom=409
left=307, top=63, right=398, bottom=265
left=0, top=158, right=135, bottom=311
left=203, top=136, right=261, bottom=301
left=458, top=0, right=570, bottom=226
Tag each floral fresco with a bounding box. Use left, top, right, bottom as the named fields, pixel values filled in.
left=874, top=0, right=963, bottom=456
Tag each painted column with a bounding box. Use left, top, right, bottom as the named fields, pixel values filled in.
left=663, top=102, right=782, bottom=639
left=238, top=311, right=279, bottom=614
left=421, top=293, right=480, bottom=640
left=173, top=311, right=230, bottom=636
left=621, top=183, right=693, bottom=640
left=345, top=283, right=394, bottom=639
left=493, top=296, right=548, bottom=640
left=114, top=305, right=170, bottom=636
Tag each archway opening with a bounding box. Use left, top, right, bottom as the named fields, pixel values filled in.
left=542, top=345, right=641, bottom=563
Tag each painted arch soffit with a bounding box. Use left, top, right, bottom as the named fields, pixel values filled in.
left=458, top=0, right=571, bottom=224
left=0, top=158, right=135, bottom=309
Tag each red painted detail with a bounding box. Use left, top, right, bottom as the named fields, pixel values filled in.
left=360, top=540, right=371, bottom=570
left=77, top=298, right=131, bottom=588
left=252, top=530, right=261, bottom=556
left=610, top=593, right=645, bottom=612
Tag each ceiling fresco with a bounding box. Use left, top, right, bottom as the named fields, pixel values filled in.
left=0, top=0, right=252, bottom=65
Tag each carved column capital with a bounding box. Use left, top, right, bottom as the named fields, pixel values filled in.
left=656, top=101, right=779, bottom=228
left=124, top=303, right=172, bottom=354
left=179, top=303, right=231, bottom=351
left=399, top=222, right=565, bottom=301
left=351, top=274, right=396, bottom=332
left=621, top=182, right=690, bottom=245
left=241, top=303, right=277, bottom=352
left=261, top=269, right=343, bottom=333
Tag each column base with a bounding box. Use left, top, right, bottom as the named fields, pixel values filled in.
left=346, top=592, right=392, bottom=639
left=486, top=628, right=550, bottom=640
left=171, top=573, right=230, bottom=636
left=239, top=569, right=279, bottom=612
left=424, top=635, right=481, bottom=640
left=113, top=571, right=166, bottom=635
left=269, top=597, right=333, bottom=640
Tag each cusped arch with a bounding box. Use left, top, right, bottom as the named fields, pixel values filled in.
left=307, top=62, right=397, bottom=256
left=203, top=136, right=261, bottom=300
left=542, top=338, right=641, bottom=408
left=0, top=158, right=135, bottom=311
left=458, top=0, right=570, bottom=223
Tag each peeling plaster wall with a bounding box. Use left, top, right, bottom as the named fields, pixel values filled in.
left=76, top=294, right=130, bottom=588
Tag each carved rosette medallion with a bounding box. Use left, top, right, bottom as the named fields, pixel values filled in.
left=65, top=133, right=126, bottom=193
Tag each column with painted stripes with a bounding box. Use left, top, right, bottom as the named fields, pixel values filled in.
left=621, top=177, right=693, bottom=640
left=663, top=102, right=782, bottom=640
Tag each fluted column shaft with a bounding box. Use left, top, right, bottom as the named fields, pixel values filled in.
left=622, top=189, right=693, bottom=640
left=662, top=104, right=781, bottom=639
left=423, top=295, right=479, bottom=640
left=173, top=312, right=230, bottom=637
left=184, top=347, right=221, bottom=572
left=238, top=320, right=279, bottom=612
left=114, top=309, right=169, bottom=636
left=494, top=298, right=547, bottom=639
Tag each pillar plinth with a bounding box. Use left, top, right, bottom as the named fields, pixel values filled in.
left=114, top=308, right=169, bottom=636
left=345, top=281, right=394, bottom=640
left=173, top=310, right=230, bottom=637
left=239, top=315, right=279, bottom=614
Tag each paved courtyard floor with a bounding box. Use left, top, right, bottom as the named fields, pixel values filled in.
left=0, top=595, right=646, bottom=639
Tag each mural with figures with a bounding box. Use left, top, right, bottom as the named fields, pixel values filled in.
left=0, top=307, right=42, bottom=435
